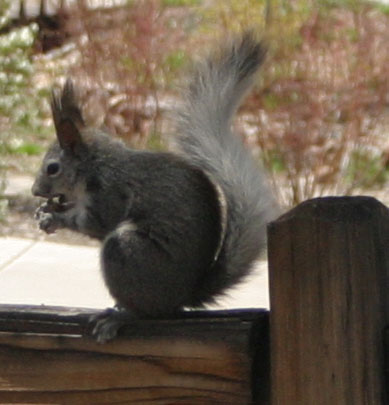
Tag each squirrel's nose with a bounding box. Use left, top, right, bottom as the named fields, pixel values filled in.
left=31, top=180, right=47, bottom=197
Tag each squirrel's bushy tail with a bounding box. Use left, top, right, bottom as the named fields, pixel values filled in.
left=174, top=32, right=278, bottom=305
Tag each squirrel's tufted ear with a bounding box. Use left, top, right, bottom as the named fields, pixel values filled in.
left=51, top=79, right=85, bottom=153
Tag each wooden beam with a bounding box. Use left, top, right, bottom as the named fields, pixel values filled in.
left=0, top=305, right=269, bottom=404
left=268, top=196, right=389, bottom=404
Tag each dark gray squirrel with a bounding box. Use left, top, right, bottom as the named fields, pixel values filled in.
left=31, top=32, right=278, bottom=342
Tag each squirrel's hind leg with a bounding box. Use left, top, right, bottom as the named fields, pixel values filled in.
left=94, top=220, right=193, bottom=342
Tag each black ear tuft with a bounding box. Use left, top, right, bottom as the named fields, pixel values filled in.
left=51, top=79, right=85, bottom=152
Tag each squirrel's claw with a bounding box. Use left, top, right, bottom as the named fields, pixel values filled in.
left=89, top=308, right=135, bottom=343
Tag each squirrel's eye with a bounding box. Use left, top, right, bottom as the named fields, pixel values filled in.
left=47, top=162, right=61, bottom=176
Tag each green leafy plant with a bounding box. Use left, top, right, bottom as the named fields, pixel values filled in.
left=0, top=1, right=50, bottom=219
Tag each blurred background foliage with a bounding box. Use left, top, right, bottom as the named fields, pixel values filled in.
left=0, top=0, right=389, bottom=217
left=0, top=0, right=42, bottom=218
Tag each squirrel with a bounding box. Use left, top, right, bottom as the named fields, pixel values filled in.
left=31, top=32, right=278, bottom=342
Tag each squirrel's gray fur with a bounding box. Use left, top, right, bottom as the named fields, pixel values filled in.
left=174, top=33, right=277, bottom=305
left=32, top=32, right=278, bottom=342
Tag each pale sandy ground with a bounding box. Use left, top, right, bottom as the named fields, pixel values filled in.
left=0, top=236, right=269, bottom=310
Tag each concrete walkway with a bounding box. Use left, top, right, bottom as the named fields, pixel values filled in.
left=0, top=237, right=113, bottom=308
left=0, top=236, right=269, bottom=310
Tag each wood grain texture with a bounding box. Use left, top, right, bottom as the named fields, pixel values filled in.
left=268, top=196, right=389, bottom=405
left=0, top=306, right=269, bottom=404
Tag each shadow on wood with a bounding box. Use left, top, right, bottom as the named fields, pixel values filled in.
left=0, top=305, right=269, bottom=404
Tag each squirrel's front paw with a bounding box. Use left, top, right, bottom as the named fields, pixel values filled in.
left=35, top=203, right=59, bottom=234
left=36, top=211, right=58, bottom=234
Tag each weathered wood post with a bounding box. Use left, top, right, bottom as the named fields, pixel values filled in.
left=268, top=196, right=389, bottom=404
